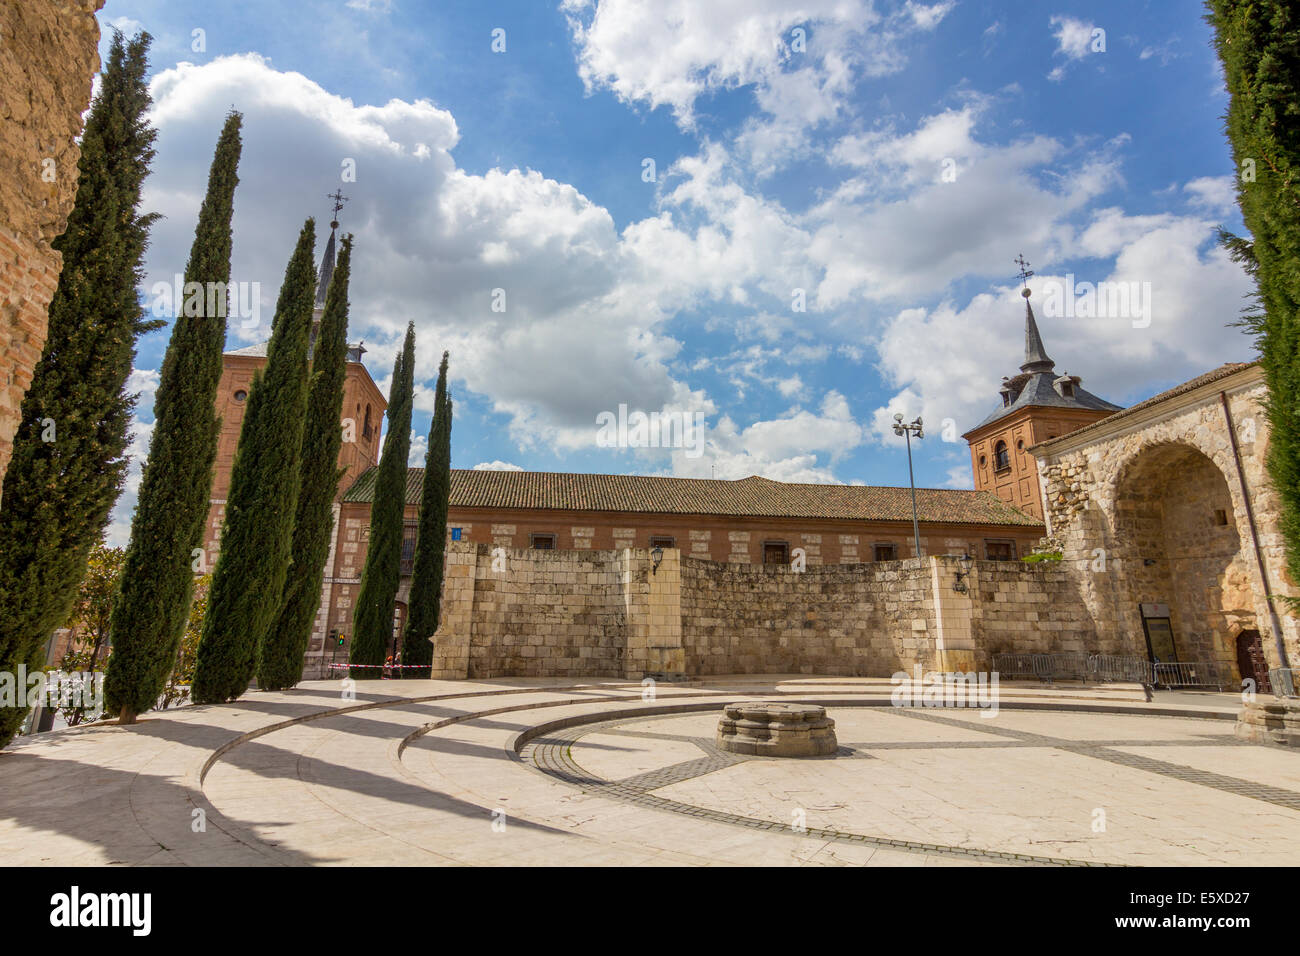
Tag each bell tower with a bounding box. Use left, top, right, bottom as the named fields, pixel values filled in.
left=962, top=256, right=1123, bottom=520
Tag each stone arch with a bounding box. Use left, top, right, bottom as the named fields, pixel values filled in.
left=1107, top=440, right=1255, bottom=673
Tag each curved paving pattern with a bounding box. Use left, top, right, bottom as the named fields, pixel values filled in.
left=1, top=676, right=1296, bottom=866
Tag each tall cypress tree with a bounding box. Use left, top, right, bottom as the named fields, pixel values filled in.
left=403, top=351, right=452, bottom=679
left=350, top=323, right=415, bottom=678
left=105, top=111, right=243, bottom=723
left=0, top=32, right=161, bottom=747
left=191, top=221, right=317, bottom=704
left=258, top=233, right=353, bottom=690
left=1207, top=1, right=1300, bottom=654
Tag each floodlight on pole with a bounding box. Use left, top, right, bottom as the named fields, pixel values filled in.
left=893, top=414, right=924, bottom=559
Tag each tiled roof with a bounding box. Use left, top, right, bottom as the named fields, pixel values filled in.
left=1033, top=361, right=1260, bottom=450
left=342, top=468, right=1043, bottom=527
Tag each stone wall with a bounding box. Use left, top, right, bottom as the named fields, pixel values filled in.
left=1035, top=366, right=1298, bottom=673
left=0, top=1, right=105, bottom=500
left=679, top=557, right=937, bottom=676
left=970, top=559, right=1100, bottom=661
left=432, top=544, right=629, bottom=679
left=429, top=546, right=1096, bottom=680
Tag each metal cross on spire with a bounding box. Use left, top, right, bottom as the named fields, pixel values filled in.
left=327, top=189, right=349, bottom=227
left=1014, top=253, right=1034, bottom=289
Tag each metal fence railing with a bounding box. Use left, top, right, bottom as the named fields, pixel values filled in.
left=1269, top=668, right=1297, bottom=698
left=991, top=652, right=1230, bottom=691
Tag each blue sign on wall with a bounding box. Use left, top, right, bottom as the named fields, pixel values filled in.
left=451, top=528, right=462, bottom=541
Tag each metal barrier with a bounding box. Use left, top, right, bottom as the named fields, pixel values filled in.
left=1089, top=654, right=1153, bottom=684
left=1151, top=660, right=1227, bottom=691
left=991, top=652, right=1228, bottom=690
left=1269, top=668, right=1297, bottom=698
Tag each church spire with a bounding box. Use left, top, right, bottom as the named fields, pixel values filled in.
left=1014, top=253, right=1054, bottom=374
left=315, top=189, right=347, bottom=311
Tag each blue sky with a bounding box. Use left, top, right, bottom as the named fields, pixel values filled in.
left=97, top=0, right=1254, bottom=543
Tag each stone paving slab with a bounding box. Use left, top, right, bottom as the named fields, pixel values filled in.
left=0, top=675, right=1287, bottom=867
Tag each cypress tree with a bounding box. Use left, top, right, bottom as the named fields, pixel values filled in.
left=258, top=232, right=353, bottom=690
left=104, top=111, right=243, bottom=723
left=0, top=32, right=161, bottom=747
left=1207, top=1, right=1300, bottom=653
left=191, top=221, right=317, bottom=703
left=350, top=323, right=415, bottom=678
left=403, top=351, right=452, bottom=679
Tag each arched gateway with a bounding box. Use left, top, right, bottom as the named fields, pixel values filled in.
left=1033, top=362, right=1297, bottom=679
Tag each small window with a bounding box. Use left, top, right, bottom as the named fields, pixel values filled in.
left=984, top=539, right=1016, bottom=561
left=993, top=441, right=1010, bottom=471
left=233, top=389, right=247, bottom=403
left=1213, top=509, right=1229, bottom=526
left=400, top=522, right=418, bottom=575
left=1016, top=439, right=1025, bottom=452
left=979, top=454, right=987, bottom=467
left=649, top=535, right=676, bottom=549
left=363, top=404, right=373, bottom=440
left=873, top=542, right=897, bottom=562
left=762, top=540, right=789, bottom=565
left=531, top=533, right=556, bottom=550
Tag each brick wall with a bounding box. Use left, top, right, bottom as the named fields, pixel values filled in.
left=0, top=1, right=104, bottom=501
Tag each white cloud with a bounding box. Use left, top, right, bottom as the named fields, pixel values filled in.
left=1184, top=176, right=1236, bottom=215
left=1050, top=15, right=1096, bottom=61
left=868, top=198, right=1256, bottom=448
left=472, top=460, right=524, bottom=471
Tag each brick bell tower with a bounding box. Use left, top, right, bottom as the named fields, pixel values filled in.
left=962, top=256, right=1123, bottom=521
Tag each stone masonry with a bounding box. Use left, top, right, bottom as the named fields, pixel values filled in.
left=0, top=1, right=105, bottom=502
left=430, top=544, right=1097, bottom=680
left=1034, top=364, right=1298, bottom=675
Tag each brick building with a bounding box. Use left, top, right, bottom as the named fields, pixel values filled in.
left=0, top=1, right=106, bottom=505
left=962, top=288, right=1122, bottom=521
left=303, top=467, right=1046, bottom=675
left=201, top=223, right=387, bottom=572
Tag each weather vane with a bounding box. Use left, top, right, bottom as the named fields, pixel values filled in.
left=1015, top=253, right=1034, bottom=288
left=327, top=189, right=349, bottom=227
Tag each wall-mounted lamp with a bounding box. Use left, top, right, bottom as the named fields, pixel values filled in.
left=651, top=546, right=664, bottom=574
left=953, top=553, right=974, bottom=593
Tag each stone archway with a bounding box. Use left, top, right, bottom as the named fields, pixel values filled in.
left=1110, top=442, right=1256, bottom=672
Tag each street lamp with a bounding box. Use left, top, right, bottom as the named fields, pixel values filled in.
left=893, top=413, right=924, bottom=559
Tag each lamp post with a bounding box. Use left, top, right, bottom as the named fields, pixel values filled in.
left=893, top=413, right=924, bottom=559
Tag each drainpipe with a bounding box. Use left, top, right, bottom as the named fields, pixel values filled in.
left=1220, top=391, right=1290, bottom=669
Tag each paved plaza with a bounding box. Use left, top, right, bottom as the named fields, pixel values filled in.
left=1, top=676, right=1297, bottom=866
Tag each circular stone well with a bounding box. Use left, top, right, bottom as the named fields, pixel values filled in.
left=716, top=701, right=838, bottom=757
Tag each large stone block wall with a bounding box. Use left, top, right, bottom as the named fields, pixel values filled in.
left=679, top=557, right=938, bottom=676
left=429, top=546, right=1097, bottom=680
left=0, top=1, right=105, bottom=499
left=433, top=543, right=628, bottom=679
left=970, top=560, right=1100, bottom=662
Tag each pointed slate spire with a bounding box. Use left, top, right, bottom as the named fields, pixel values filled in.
left=314, top=189, right=347, bottom=312
left=314, top=222, right=337, bottom=310
left=1019, top=289, right=1055, bottom=375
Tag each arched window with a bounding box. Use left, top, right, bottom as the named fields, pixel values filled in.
left=363, top=404, right=373, bottom=440
left=994, top=440, right=1010, bottom=471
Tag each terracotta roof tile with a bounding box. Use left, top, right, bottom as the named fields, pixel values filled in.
left=342, top=468, right=1042, bottom=527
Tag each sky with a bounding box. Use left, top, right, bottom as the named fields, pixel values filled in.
left=95, top=0, right=1256, bottom=545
